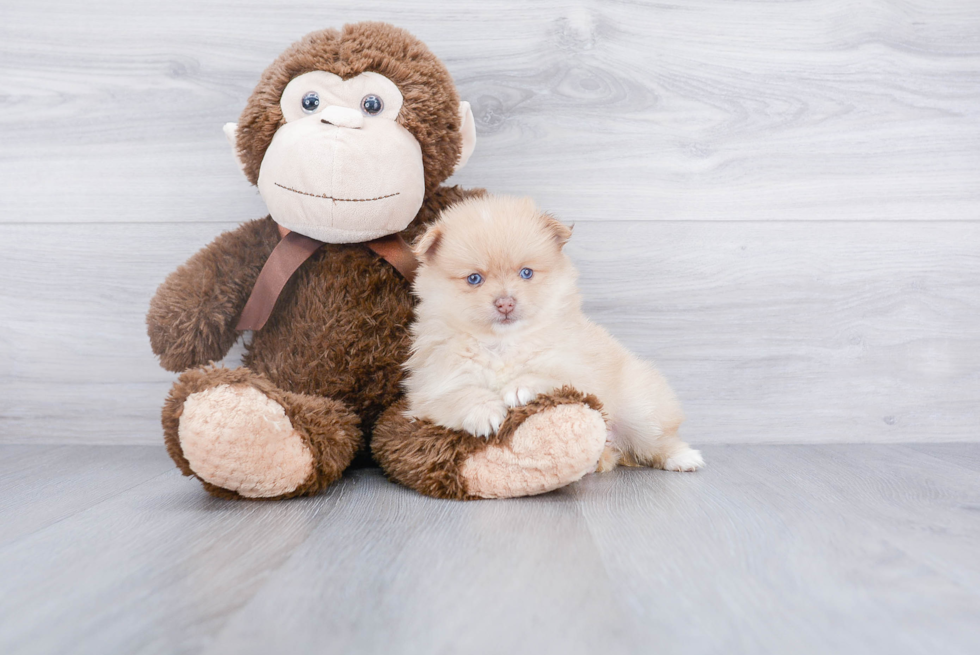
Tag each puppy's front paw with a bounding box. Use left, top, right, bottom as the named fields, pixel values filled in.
left=664, top=448, right=705, bottom=472
left=503, top=386, right=536, bottom=408
left=461, top=400, right=510, bottom=438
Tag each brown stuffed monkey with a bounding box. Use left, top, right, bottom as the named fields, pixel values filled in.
left=146, top=22, right=608, bottom=500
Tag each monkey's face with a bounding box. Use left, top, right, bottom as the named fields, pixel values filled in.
left=255, top=71, right=426, bottom=243
left=226, top=24, right=477, bottom=244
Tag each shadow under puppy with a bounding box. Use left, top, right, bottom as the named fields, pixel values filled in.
left=403, top=195, right=703, bottom=473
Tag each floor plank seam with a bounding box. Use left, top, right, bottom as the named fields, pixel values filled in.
left=0, top=468, right=176, bottom=551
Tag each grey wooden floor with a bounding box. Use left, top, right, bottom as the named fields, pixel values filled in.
left=4, top=5, right=976, bottom=652
left=2, top=444, right=978, bottom=655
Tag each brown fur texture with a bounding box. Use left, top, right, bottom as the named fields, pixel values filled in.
left=153, top=185, right=483, bottom=498
left=162, top=365, right=361, bottom=500
left=242, top=186, right=486, bottom=431
left=372, top=387, right=603, bottom=500
left=148, top=22, right=604, bottom=500
left=236, top=22, right=463, bottom=194
left=148, top=218, right=279, bottom=373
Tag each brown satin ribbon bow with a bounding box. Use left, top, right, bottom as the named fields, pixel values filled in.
left=235, top=229, right=419, bottom=332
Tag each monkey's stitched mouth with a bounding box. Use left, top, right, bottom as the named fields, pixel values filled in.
left=275, top=183, right=400, bottom=203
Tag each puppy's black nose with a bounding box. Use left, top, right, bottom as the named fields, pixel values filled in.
left=494, top=296, right=516, bottom=314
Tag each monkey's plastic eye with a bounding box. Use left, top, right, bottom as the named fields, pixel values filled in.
left=467, top=273, right=483, bottom=286
left=360, top=94, right=384, bottom=115
left=301, top=92, right=320, bottom=113
left=520, top=268, right=534, bottom=280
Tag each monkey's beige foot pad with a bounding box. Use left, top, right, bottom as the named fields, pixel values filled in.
left=178, top=384, right=314, bottom=498
left=461, top=403, right=607, bottom=499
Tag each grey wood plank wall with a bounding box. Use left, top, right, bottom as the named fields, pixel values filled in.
left=1, top=1, right=978, bottom=444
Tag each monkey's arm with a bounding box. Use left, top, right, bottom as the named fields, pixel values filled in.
left=147, top=216, right=279, bottom=372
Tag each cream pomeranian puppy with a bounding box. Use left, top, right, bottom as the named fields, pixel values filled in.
left=402, top=195, right=703, bottom=473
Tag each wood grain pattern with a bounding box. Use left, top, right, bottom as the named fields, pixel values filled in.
left=203, top=473, right=636, bottom=655
left=2, top=4, right=976, bottom=652
left=0, top=1, right=977, bottom=224
left=0, top=445, right=172, bottom=547
left=0, top=460, right=336, bottom=654
left=1, top=444, right=978, bottom=654
left=903, top=442, right=980, bottom=474
left=573, top=443, right=980, bottom=654
left=1, top=1, right=978, bottom=447
left=2, top=220, right=977, bottom=444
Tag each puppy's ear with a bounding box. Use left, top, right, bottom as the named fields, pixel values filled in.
left=413, top=225, right=443, bottom=262
left=542, top=213, right=573, bottom=250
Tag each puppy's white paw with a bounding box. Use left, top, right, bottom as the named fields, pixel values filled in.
left=664, top=448, right=705, bottom=472
left=461, top=401, right=510, bottom=438
left=503, top=386, right=536, bottom=408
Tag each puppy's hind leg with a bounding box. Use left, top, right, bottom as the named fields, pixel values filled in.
left=614, top=361, right=704, bottom=472
left=595, top=443, right=623, bottom=473
left=620, top=424, right=704, bottom=472
left=655, top=433, right=705, bottom=472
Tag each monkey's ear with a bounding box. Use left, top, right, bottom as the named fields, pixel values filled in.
left=453, top=102, right=477, bottom=174
left=413, top=225, right=443, bottom=262
left=223, top=122, right=247, bottom=176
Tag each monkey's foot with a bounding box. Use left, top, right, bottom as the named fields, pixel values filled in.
left=460, top=399, right=607, bottom=499
left=163, top=366, right=361, bottom=500
left=372, top=386, right=606, bottom=500
left=179, top=384, right=314, bottom=498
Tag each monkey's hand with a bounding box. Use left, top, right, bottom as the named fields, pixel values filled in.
left=147, top=217, right=279, bottom=372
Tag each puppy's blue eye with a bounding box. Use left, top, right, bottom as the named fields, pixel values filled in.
left=301, top=92, right=320, bottom=113
left=361, top=94, right=384, bottom=115
left=467, top=273, right=483, bottom=286
left=520, top=267, right=533, bottom=280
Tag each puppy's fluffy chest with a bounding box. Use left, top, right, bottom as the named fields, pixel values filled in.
left=454, top=332, right=550, bottom=390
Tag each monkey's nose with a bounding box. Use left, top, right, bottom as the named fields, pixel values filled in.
left=494, top=296, right=516, bottom=315
left=319, top=106, right=364, bottom=129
